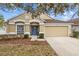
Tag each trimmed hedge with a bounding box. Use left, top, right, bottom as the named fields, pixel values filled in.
left=24, top=34, right=29, bottom=39
left=38, top=33, right=44, bottom=39
left=0, top=34, right=17, bottom=40
left=0, top=34, right=26, bottom=40
left=73, top=31, right=79, bottom=38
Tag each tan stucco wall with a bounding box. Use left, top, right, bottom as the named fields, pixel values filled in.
left=38, top=13, right=52, bottom=19
left=40, top=25, right=45, bottom=33
left=5, top=23, right=8, bottom=33
left=25, top=24, right=30, bottom=32
left=6, top=24, right=16, bottom=33
left=45, top=26, right=68, bottom=37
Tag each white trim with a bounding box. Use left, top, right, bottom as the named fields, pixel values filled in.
left=44, top=24, right=46, bottom=38
left=29, top=19, right=44, bottom=25
left=8, top=22, right=44, bottom=25
left=68, top=25, right=72, bottom=36
left=29, top=19, right=40, bottom=23
left=16, top=24, right=17, bottom=34
left=39, top=32, right=44, bottom=33
left=25, top=23, right=30, bottom=24
left=16, top=23, right=44, bottom=25
left=7, top=32, right=16, bottom=34
left=27, top=19, right=44, bottom=25
left=0, top=33, right=7, bottom=35
left=16, top=23, right=24, bottom=25
left=40, top=23, right=44, bottom=25
left=9, top=19, right=25, bottom=24
left=9, top=23, right=15, bottom=24
left=14, top=19, right=25, bottom=22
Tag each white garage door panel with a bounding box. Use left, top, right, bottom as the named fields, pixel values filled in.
left=45, top=26, right=68, bottom=37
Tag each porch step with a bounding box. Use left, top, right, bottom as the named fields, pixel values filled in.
left=31, top=36, right=37, bottom=40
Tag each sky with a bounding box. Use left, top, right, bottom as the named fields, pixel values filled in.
left=0, top=8, right=25, bottom=21
left=0, top=4, right=79, bottom=21
left=50, top=8, right=79, bottom=21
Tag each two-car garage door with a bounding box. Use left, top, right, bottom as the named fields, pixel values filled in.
left=45, top=26, right=68, bottom=37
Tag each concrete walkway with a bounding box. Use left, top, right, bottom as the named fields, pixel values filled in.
left=45, top=37, right=79, bottom=56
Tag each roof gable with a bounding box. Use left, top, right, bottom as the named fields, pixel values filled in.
left=7, top=12, right=32, bottom=23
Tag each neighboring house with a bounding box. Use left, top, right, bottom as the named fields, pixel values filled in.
left=68, top=18, right=79, bottom=31
left=2, top=12, right=72, bottom=39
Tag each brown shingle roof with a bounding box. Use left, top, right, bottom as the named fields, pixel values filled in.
left=44, top=19, right=71, bottom=23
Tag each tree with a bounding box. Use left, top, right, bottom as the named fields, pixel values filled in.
left=0, top=3, right=78, bottom=17
left=0, top=14, right=4, bottom=27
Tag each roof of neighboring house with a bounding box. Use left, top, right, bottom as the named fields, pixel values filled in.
left=68, top=18, right=79, bottom=22
left=68, top=18, right=79, bottom=25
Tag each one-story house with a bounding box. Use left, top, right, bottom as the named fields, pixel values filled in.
left=0, top=12, right=73, bottom=39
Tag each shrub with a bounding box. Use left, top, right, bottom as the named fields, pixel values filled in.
left=8, top=34, right=16, bottom=39
left=24, top=34, right=29, bottom=39
left=38, top=33, right=44, bottom=39
left=73, top=31, right=79, bottom=38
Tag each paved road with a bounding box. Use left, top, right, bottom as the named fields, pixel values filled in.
left=46, top=37, right=79, bottom=56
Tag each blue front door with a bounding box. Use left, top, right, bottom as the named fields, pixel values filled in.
left=31, top=26, right=39, bottom=35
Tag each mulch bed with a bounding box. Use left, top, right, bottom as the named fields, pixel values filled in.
left=0, top=38, right=48, bottom=45
left=0, top=39, right=57, bottom=56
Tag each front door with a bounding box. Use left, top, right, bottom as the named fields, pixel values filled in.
left=17, top=25, right=24, bottom=34
left=31, top=26, right=39, bottom=35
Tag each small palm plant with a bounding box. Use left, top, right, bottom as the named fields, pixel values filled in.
left=0, top=14, right=4, bottom=27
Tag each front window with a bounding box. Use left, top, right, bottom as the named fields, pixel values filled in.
left=17, top=25, right=24, bottom=34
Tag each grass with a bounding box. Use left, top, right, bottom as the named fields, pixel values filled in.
left=0, top=39, right=57, bottom=56
left=0, top=45, right=56, bottom=56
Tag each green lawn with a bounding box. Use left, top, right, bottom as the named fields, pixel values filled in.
left=0, top=44, right=57, bottom=56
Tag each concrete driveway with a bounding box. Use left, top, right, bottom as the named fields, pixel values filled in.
left=45, top=37, right=79, bottom=56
